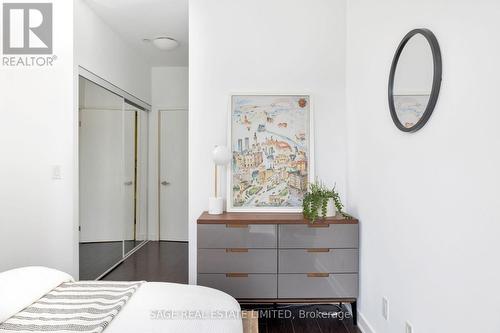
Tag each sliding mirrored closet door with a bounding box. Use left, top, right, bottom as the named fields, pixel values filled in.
left=78, top=76, right=149, bottom=280
left=123, top=100, right=149, bottom=255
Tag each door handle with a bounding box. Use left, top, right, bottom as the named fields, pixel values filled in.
left=161, top=181, right=171, bottom=186
left=124, top=181, right=133, bottom=186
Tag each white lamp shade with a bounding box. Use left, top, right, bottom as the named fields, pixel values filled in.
left=212, top=146, right=231, bottom=165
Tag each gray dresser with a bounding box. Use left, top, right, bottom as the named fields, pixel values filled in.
left=197, top=212, right=359, bottom=323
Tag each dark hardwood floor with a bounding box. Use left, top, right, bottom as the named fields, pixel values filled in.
left=79, top=241, right=123, bottom=280
left=79, top=240, right=145, bottom=280
left=101, top=241, right=359, bottom=333
left=102, top=241, right=188, bottom=283
left=241, top=304, right=360, bottom=333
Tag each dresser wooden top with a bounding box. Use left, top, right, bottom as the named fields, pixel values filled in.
left=197, top=211, right=358, bottom=225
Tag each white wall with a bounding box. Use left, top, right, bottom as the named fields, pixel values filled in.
left=152, top=67, right=189, bottom=109
left=149, top=67, right=189, bottom=240
left=0, top=0, right=77, bottom=276
left=189, top=0, right=347, bottom=284
left=74, top=0, right=151, bottom=103
left=346, top=1, right=500, bottom=332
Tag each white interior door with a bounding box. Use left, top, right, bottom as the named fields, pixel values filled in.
left=160, top=109, right=188, bottom=241
left=79, top=109, right=124, bottom=242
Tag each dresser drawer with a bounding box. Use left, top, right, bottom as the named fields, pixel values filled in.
left=279, top=249, right=358, bottom=273
left=198, top=224, right=277, bottom=248
left=198, top=249, right=277, bottom=273
left=278, top=273, right=358, bottom=298
left=279, top=224, right=358, bottom=248
left=198, top=274, right=277, bottom=299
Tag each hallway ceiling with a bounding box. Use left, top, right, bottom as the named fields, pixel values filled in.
left=84, top=0, right=188, bottom=66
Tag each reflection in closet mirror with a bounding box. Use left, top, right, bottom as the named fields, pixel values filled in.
left=388, top=29, right=442, bottom=132
left=122, top=101, right=150, bottom=255
left=78, top=75, right=149, bottom=280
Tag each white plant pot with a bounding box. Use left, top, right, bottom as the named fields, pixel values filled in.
left=325, top=199, right=336, bottom=217
left=312, top=199, right=336, bottom=218
left=208, top=197, right=224, bottom=215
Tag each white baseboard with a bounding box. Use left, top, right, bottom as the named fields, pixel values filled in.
left=358, top=312, right=376, bottom=333
left=160, top=238, right=188, bottom=242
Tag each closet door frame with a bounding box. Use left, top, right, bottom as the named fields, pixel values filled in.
left=78, top=67, right=151, bottom=280
left=79, top=67, right=150, bottom=110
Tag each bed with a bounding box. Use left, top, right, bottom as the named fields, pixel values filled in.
left=0, top=267, right=244, bottom=333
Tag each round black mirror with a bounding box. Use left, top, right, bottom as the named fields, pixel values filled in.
left=388, top=29, right=442, bottom=132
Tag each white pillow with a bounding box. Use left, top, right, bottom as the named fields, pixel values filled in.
left=0, top=266, right=74, bottom=323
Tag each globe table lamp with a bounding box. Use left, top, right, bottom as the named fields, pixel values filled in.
left=208, top=145, right=231, bottom=214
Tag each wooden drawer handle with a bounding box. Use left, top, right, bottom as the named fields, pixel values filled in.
left=225, top=248, right=249, bottom=253
left=226, top=273, right=249, bottom=278
left=307, top=224, right=330, bottom=228
left=306, top=248, right=330, bottom=253
left=307, top=273, right=330, bottom=278
left=225, top=224, right=248, bottom=228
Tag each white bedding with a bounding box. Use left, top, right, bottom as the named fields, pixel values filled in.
left=0, top=267, right=243, bottom=333
left=0, top=267, right=74, bottom=323
left=106, top=282, right=243, bottom=333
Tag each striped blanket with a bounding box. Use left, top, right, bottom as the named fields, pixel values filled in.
left=0, top=281, right=144, bottom=333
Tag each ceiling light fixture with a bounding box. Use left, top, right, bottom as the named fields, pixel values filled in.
left=143, top=37, right=179, bottom=51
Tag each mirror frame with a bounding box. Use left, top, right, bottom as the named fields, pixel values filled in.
left=388, top=28, right=442, bottom=133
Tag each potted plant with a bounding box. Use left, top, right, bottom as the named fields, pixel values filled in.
left=302, top=181, right=345, bottom=223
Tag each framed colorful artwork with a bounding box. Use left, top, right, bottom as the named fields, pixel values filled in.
left=227, top=94, right=314, bottom=212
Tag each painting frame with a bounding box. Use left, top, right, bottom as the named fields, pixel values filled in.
left=226, top=93, right=315, bottom=213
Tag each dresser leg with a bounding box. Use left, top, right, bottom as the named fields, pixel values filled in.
left=351, top=301, right=357, bottom=326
